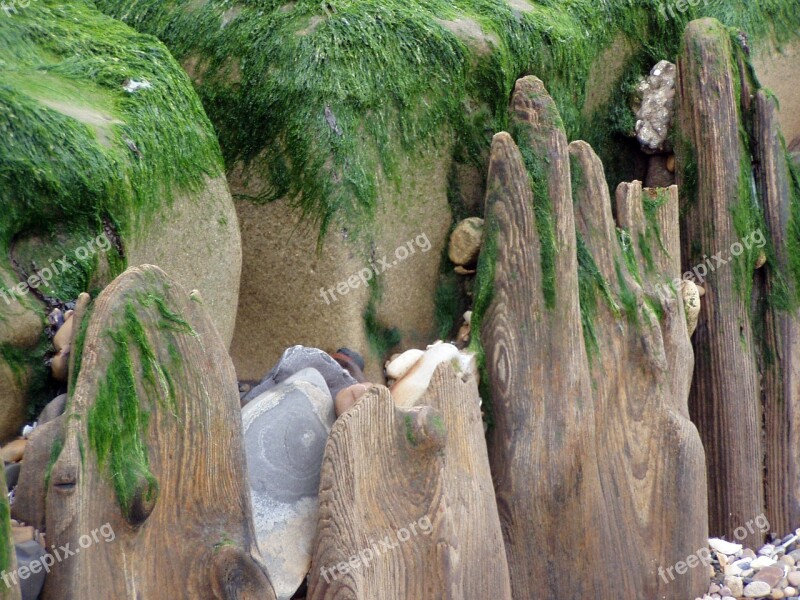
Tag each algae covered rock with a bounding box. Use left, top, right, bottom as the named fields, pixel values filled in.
left=0, top=0, right=241, bottom=433
left=91, top=0, right=800, bottom=380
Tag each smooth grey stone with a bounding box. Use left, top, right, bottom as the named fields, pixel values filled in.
left=243, top=377, right=335, bottom=600
left=5, top=462, right=20, bottom=490
left=15, top=539, right=47, bottom=600
left=284, top=368, right=331, bottom=398
left=37, top=394, right=67, bottom=425
left=242, top=345, right=355, bottom=405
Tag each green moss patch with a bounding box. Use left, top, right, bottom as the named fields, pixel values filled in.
left=0, top=481, right=10, bottom=577
left=86, top=294, right=190, bottom=519
left=92, top=0, right=800, bottom=236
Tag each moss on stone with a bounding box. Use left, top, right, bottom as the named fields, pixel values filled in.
left=0, top=1, right=223, bottom=251
left=91, top=0, right=800, bottom=235
left=363, top=278, right=400, bottom=362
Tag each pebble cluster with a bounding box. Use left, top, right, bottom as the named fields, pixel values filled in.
left=699, top=531, right=800, bottom=599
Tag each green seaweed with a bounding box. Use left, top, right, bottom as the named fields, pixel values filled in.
left=468, top=212, right=498, bottom=428
left=86, top=294, right=189, bottom=518
left=363, top=278, right=400, bottom=361
left=91, top=0, right=800, bottom=236
left=0, top=479, right=10, bottom=576
left=513, top=123, right=557, bottom=310
left=43, top=435, right=65, bottom=492
left=576, top=233, right=620, bottom=360
left=0, top=1, right=223, bottom=250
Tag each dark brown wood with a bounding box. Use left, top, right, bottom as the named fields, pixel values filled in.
left=754, top=89, right=800, bottom=533
left=42, top=265, right=275, bottom=599
left=308, top=385, right=455, bottom=600
left=481, top=77, right=614, bottom=598
left=676, top=18, right=765, bottom=547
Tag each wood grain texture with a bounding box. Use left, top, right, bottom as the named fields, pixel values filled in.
left=676, top=18, right=764, bottom=546
left=572, top=141, right=707, bottom=597
left=42, top=265, right=275, bottom=599
left=754, top=89, right=800, bottom=533
left=482, top=76, right=613, bottom=598
left=481, top=75, right=707, bottom=599
left=418, top=364, right=511, bottom=599
left=308, top=385, right=455, bottom=600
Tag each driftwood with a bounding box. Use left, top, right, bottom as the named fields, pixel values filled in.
left=479, top=75, right=707, bottom=598
left=42, top=265, right=275, bottom=599
left=676, top=18, right=765, bottom=546
left=308, top=385, right=455, bottom=599
left=417, top=364, right=511, bottom=598
left=754, top=88, right=800, bottom=533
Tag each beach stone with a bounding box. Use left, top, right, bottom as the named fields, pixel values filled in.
left=745, top=581, right=773, bottom=597
left=335, top=383, right=370, bottom=417
left=16, top=539, right=47, bottom=599
left=681, top=279, right=702, bottom=336
left=725, top=575, right=744, bottom=597
left=243, top=377, right=335, bottom=600
left=242, top=345, right=356, bottom=406
left=710, top=538, right=743, bottom=556
left=785, top=586, right=797, bottom=596
left=448, top=217, right=484, bottom=266
left=5, top=462, right=20, bottom=490
left=0, top=438, right=26, bottom=463
left=753, top=556, right=778, bottom=569
left=634, top=60, right=676, bottom=153
left=754, top=565, right=786, bottom=588
left=788, top=571, right=800, bottom=587
left=37, top=394, right=67, bottom=426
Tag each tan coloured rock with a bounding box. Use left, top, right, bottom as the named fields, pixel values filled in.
left=0, top=439, right=26, bottom=463
left=334, top=383, right=370, bottom=417
left=230, top=142, right=452, bottom=383
left=126, top=176, right=242, bottom=347
left=52, top=312, right=73, bottom=352
left=681, top=279, right=702, bottom=337
left=448, top=217, right=484, bottom=267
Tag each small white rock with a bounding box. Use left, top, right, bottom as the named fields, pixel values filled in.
left=709, top=538, right=743, bottom=556
left=751, top=556, right=776, bottom=569
left=385, top=349, right=424, bottom=380
left=743, top=580, right=771, bottom=597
